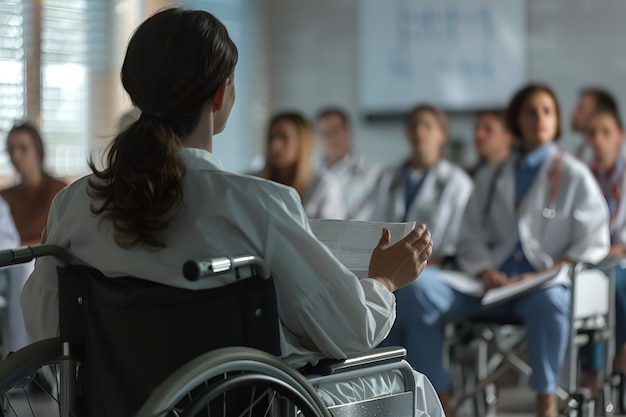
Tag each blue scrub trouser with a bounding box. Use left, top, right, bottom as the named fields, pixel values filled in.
left=581, top=265, right=626, bottom=371
left=380, top=266, right=571, bottom=394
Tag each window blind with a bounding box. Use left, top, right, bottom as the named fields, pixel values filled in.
left=0, top=0, right=25, bottom=174
left=40, top=0, right=110, bottom=176
left=0, top=0, right=112, bottom=176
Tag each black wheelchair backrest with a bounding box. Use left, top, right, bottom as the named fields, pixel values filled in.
left=57, top=264, right=281, bottom=417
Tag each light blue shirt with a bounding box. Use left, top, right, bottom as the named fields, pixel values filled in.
left=501, top=143, right=553, bottom=277
left=514, top=143, right=552, bottom=207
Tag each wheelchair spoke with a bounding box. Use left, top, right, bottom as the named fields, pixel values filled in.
left=261, top=390, right=276, bottom=417
left=21, top=388, right=35, bottom=417
left=6, top=398, right=18, bottom=417
left=247, top=385, right=256, bottom=417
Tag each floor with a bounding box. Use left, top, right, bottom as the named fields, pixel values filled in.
left=1, top=384, right=622, bottom=416
left=456, top=384, right=623, bottom=417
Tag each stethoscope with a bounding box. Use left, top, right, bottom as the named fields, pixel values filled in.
left=542, top=150, right=564, bottom=220
left=482, top=150, right=564, bottom=248
left=482, top=150, right=564, bottom=229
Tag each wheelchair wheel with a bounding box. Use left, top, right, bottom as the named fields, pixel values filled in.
left=0, top=338, right=77, bottom=417
left=137, top=346, right=332, bottom=417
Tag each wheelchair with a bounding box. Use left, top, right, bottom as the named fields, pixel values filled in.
left=445, top=263, right=623, bottom=417
left=0, top=245, right=419, bottom=417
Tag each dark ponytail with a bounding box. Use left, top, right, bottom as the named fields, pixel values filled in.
left=89, top=8, right=238, bottom=248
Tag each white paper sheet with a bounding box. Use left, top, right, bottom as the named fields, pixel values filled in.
left=309, top=219, right=416, bottom=278
left=480, top=264, right=571, bottom=307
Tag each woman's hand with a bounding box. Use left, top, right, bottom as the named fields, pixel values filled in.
left=480, top=268, right=508, bottom=290
left=368, top=224, right=433, bottom=292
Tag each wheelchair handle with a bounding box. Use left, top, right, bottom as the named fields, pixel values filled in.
left=0, top=244, right=73, bottom=267
left=183, top=255, right=271, bottom=281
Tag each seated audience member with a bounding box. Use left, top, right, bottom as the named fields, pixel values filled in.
left=471, top=109, right=514, bottom=174
left=582, top=108, right=626, bottom=391
left=256, top=112, right=346, bottom=219
left=315, top=107, right=380, bottom=219
left=1, top=122, right=66, bottom=245
left=385, top=84, right=610, bottom=417
left=369, top=104, right=472, bottom=264
left=20, top=8, right=443, bottom=416
left=571, top=88, right=619, bottom=162
left=1, top=122, right=66, bottom=353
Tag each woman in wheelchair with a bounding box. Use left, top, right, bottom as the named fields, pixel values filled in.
left=386, top=83, right=611, bottom=417
left=18, top=7, right=443, bottom=417
left=584, top=107, right=626, bottom=391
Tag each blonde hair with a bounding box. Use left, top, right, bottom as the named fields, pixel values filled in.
left=259, top=112, right=314, bottom=197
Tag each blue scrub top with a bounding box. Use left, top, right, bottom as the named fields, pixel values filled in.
left=499, top=143, right=552, bottom=277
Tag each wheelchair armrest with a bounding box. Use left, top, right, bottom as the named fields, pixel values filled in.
left=302, top=346, right=407, bottom=376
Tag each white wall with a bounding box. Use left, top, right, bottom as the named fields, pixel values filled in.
left=261, top=0, right=626, bottom=169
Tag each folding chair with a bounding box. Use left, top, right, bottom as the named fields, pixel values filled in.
left=446, top=264, right=617, bottom=417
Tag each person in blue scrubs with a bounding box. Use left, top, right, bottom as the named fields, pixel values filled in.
left=383, top=84, right=610, bottom=417
left=583, top=107, right=626, bottom=392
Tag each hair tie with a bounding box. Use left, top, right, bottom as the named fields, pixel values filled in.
left=141, top=111, right=163, bottom=120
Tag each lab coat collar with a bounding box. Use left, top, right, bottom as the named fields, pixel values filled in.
left=180, top=146, right=224, bottom=171
left=592, top=157, right=624, bottom=184
left=324, top=151, right=362, bottom=174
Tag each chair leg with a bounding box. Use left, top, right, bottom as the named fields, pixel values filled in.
left=600, top=379, right=616, bottom=417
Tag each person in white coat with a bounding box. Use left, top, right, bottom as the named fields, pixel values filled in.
left=471, top=109, right=514, bottom=175
left=571, top=88, right=620, bottom=163
left=256, top=112, right=346, bottom=219
left=315, top=108, right=380, bottom=219
left=581, top=107, right=626, bottom=392
left=374, top=104, right=472, bottom=417
left=390, top=84, right=610, bottom=417
left=20, top=8, right=443, bottom=416
left=0, top=195, right=21, bottom=357
left=369, top=104, right=472, bottom=263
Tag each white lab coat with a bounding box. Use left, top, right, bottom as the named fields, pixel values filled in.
left=320, top=153, right=381, bottom=220
left=369, top=159, right=473, bottom=259
left=302, top=170, right=347, bottom=219
left=457, top=144, right=610, bottom=279
left=0, top=195, right=30, bottom=356
left=20, top=147, right=443, bottom=414
left=0, top=196, right=19, bottom=250
left=601, top=165, right=626, bottom=248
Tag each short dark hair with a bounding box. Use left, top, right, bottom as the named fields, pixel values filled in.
left=506, top=83, right=562, bottom=140
left=589, top=107, right=624, bottom=132
left=7, top=121, right=45, bottom=166
left=581, top=88, right=619, bottom=114
left=316, top=107, right=350, bottom=127
left=406, top=104, right=448, bottom=137
left=476, top=109, right=508, bottom=129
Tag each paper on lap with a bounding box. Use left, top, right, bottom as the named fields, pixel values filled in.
left=436, top=264, right=571, bottom=306
left=309, top=219, right=415, bottom=278
left=480, top=264, right=570, bottom=307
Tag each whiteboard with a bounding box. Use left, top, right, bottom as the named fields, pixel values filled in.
left=358, top=0, right=527, bottom=114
